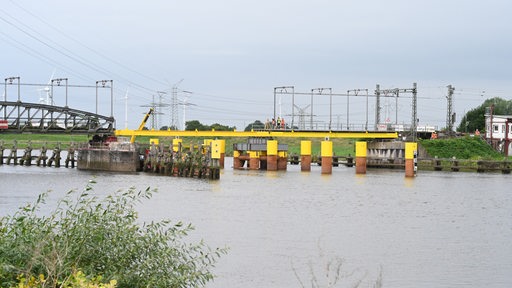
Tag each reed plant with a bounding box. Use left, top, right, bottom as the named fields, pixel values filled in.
left=0, top=180, right=226, bottom=288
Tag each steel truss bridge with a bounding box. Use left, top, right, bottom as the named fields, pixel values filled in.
left=0, top=101, right=114, bottom=134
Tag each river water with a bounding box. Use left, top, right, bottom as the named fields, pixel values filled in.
left=1, top=159, right=511, bottom=288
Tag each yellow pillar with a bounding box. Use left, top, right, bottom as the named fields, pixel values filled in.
left=203, top=139, right=213, bottom=154
left=267, top=140, right=278, bottom=171
left=172, top=138, right=182, bottom=152
left=405, top=142, right=418, bottom=177
left=321, top=140, right=333, bottom=174
left=219, top=139, right=226, bottom=168
left=355, top=141, right=367, bottom=174
left=211, top=140, right=221, bottom=160
left=300, top=140, right=312, bottom=172
left=249, top=151, right=260, bottom=170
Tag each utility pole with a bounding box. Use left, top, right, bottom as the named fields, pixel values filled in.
left=446, top=85, right=455, bottom=136
left=375, top=84, right=381, bottom=130
left=411, top=83, right=417, bottom=141
left=380, top=84, right=417, bottom=139
left=311, top=88, right=333, bottom=130
left=346, top=89, right=369, bottom=130
left=377, top=88, right=400, bottom=125
left=4, top=76, right=20, bottom=122
left=95, top=80, right=113, bottom=117
left=273, top=86, right=294, bottom=128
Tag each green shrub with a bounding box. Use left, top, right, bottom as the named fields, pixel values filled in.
left=419, top=136, right=503, bottom=160
left=0, top=180, right=227, bottom=288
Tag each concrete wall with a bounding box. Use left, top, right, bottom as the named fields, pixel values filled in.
left=77, top=149, right=139, bottom=172
left=367, top=141, right=405, bottom=165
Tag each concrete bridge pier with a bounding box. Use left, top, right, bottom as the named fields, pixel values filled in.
left=267, top=140, right=278, bottom=171
left=356, top=141, right=367, bottom=174
left=405, top=142, right=418, bottom=177
left=301, top=140, right=312, bottom=172
left=321, top=140, right=333, bottom=174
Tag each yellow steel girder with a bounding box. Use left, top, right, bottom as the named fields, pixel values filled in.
left=115, top=129, right=398, bottom=139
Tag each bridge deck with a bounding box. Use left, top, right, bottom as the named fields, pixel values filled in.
left=115, top=129, right=398, bottom=139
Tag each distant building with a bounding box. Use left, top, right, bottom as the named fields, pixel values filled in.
left=484, top=112, right=512, bottom=156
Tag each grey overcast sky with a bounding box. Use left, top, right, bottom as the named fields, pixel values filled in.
left=1, top=0, right=511, bottom=130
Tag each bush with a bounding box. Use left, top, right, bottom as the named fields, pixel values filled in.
left=0, top=180, right=227, bottom=288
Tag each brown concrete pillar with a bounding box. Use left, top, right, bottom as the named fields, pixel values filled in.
left=249, top=151, right=260, bottom=170
left=300, top=140, right=311, bottom=172
left=405, top=142, right=418, bottom=177
left=277, top=151, right=288, bottom=170
left=321, top=140, right=333, bottom=174
left=233, top=150, right=241, bottom=169
left=267, top=140, right=278, bottom=171
left=219, top=139, right=225, bottom=168
left=355, top=141, right=367, bottom=174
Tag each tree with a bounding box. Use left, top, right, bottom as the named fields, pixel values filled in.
left=210, top=123, right=236, bottom=131
left=185, top=120, right=209, bottom=131
left=457, top=97, right=512, bottom=132
left=0, top=181, right=227, bottom=288
left=244, top=120, right=264, bottom=131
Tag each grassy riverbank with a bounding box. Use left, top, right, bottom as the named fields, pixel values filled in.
left=418, top=136, right=505, bottom=160
left=0, top=134, right=89, bottom=149
left=2, top=133, right=355, bottom=155
left=146, top=136, right=357, bottom=157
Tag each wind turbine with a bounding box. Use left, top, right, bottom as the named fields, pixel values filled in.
left=124, top=87, right=129, bottom=129
left=38, top=69, right=55, bottom=105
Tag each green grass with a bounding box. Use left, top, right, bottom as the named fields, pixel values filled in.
left=0, top=133, right=90, bottom=149
left=135, top=136, right=356, bottom=157
left=419, top=136, right=505, bottom=160
left=1, top=133, right=356, bottom=156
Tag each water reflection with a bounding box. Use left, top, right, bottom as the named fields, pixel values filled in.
left=1, top=161, right=511, bottom=288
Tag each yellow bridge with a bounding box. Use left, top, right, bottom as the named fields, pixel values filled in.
left=115, top=129, right=398, bottom=139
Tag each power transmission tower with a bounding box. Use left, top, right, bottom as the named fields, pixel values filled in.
left=171, top=79, right=183, bottom=130
left=141, top=95, right=156, bottom=130
left=291, top=104, right=311, bottom=130
left=446, top=85, right=455, bottom=136
left=171, top=85, right=179, bottom=129
left=156, top=91, right=169, bottom=129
